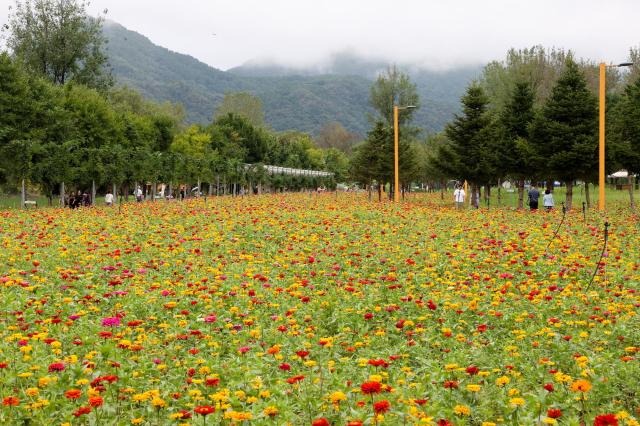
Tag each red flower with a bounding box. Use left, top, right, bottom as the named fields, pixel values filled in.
left=543, top=383, right=554, bottom=392
left=48, top=362, right=65, bottom=372
left=594, top=414, right=618, bottom=426
left=443, top=380, right=459, bottom=389
left=73, top=406, right=92, bottom=417
left=347, top=422, right=363, bottom=426
left=279, top=363, right=291, bottom=371
left=364, top=313, right=374, bottom=320
left=547, top=408, right=562, bottom=419
left=65, top=389, right=82, bottom=399
left=360, top=381, right=382, bottom=394
left=373, top=400, right=390, bottom=414
left=296, top=350, right=310, bottom=359
left=205, top=378, right=220, bottom=387
left=194, top=405, right=215, bottom=416
left=2, top=396, right=19, bottom=406
left=286, top=375, right=305, bottom=384
left=477, top=324, right=487, bottom=333
left=415, top=399, right=427, bottom=405
left=88, top=396, right=103, bottom=408
left=437, top=420, right=453, bottom=426
left=178, top=409, right=192, bottom=419
left=312, top=418, right=330, bottom=426
left=465, top=366, right=479, bottom=375
left=368, top=359, right=388, bottom=368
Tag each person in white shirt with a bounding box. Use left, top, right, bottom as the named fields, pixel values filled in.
left=543, top=189, right=554, bottom=210
left=105, top=191, right=114, bottom=206
left=453, top=185, right=465, bottom=209
left=135, top=187, right=143, bottom=202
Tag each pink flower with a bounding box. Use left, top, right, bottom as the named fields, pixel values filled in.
left=238, top=346, right=250, bottom=354
left=204, top=315, right=217, bottom=323
left=48, top=362, right=65, bottom=372
left=101, top=317, right=121, bottom=327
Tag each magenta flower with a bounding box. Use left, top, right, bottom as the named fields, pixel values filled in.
left=101, top=317, right=121, bottom=327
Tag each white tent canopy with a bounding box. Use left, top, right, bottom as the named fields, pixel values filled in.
left=608, top=170, right=632, bottom=178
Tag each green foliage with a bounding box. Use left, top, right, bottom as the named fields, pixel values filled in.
left=435, top=84, right=497, bottom=186
left=608, top=76, right=640, bottom=175
left=530, top=59, right=598, bottom=182
left=369, top=65, right=419, bottom=126
left=214, top=92, right=265, bottom=127
left=314, top=122, right=359, bottom=153
left=4, top=0, right=112, bottom=90
left=496, top=81, right=540, bottom=180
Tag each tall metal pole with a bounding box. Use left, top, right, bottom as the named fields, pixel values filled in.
left=394, top=105, right=400, bottom=203
left=598, top=62, right=606, bottom=211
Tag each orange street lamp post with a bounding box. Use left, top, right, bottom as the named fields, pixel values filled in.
left=599, top=61, right=633, bottom=211
left=393, top=104, right=416, bottom=203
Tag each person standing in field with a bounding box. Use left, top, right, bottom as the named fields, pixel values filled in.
left=105, top=190, right=114, bottom=207
left=543, top=189, right=554, bottom=211
left=527, top=185, right=540, bottom=210
left=453, top=185, right=465, bottom=209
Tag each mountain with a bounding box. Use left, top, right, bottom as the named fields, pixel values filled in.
left=103, top=22, right=481, bottom=136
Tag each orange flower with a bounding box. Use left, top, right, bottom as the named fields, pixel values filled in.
left=2, top=396, right=19, bottom=406
left=89, top=396, right=104, bottom=407
left=570, top=379, right=592, bottom=393
left=65, top=389, right=82, bottom=399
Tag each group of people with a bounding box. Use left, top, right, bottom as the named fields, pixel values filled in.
left=452, top=183, right=555, bottom=210
left=66, top=191, right=91, bottom=209
left=526, top=185, right=555, bottom=211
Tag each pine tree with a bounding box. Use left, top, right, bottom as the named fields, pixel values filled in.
left=497, top=81, right=539, bottom=208
left=530, top=58, right=597, bottom=210
left=435, top=84, right=496, bottom=206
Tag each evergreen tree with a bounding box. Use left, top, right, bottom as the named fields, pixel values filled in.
left=609, top=76, right=640, bottom=209
left=530, top=59, right=597, bottom=210
left=434, top=84, right=496, bottom=206
left=497, top=81, right=539, bottom=208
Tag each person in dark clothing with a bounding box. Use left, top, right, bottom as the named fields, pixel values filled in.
left=68, top=194, right=76, bottom=209
left=528, top=185, right=540, bottom=210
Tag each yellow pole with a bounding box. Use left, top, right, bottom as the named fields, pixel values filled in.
left=599, top=62, right=606, bottom=211
left=394, top=105, right=400, bottom=203
left=463, top=180, right=468, bottom=206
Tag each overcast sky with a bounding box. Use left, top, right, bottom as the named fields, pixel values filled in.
left=1, top=0, right=639, bottom=70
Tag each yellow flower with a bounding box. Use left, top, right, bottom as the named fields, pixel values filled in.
left=570, top=379, right=592, bottom=393
left=369, top=374, right=383, bottom=383
left=151, top=397, right=166, bottom=408
left=263, top=406, right=279, bottom=417
left=329, top=391, right=347, bottom=404
left=131, top=418, right=144, bottom=424
left=542, top=418, right=557, bottom=425
left=454, top=405, right=471, bottom=416
left=25, top=388, right=39, bottom=397
left=496, top=376, right=510, bottom=386
left=482, top=422, right=497, bottom=426
left=466, top=384, right=481, bottom=392
left=509, top=397, right=525, bottom=407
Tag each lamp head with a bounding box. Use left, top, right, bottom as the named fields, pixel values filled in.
left=617, top=62, right=634, bottom=67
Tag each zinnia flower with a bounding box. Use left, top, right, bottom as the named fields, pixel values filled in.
left=373, top=400, right=390, bottom=414
left=360, top=381, right=382, bottom=394
left=594, top=414, right=618, bottom=426
left=194, top=405, right=215, bottom=416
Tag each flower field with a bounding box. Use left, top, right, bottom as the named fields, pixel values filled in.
left=0, top=193, right=638, bottom=426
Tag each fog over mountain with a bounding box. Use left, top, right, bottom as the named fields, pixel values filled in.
left=103, top=22, right=481, bottom=136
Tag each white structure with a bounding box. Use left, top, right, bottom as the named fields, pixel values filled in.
left=244, top=164, right=334, bottom=178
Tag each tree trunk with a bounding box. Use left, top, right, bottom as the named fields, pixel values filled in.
left=378, top=184, right=382, bottom=202
left=497, top=179, right=502, bottom=206
left=566, top=181, right=574, bottom=210
left=168, top=182, right=173, bottom=200
left=584, top=182, right=591, bottom=209
left=470, top=184, right=479, bottom=209
left=152, top=182, right=157, bottom=202
left=209, top=182, right=213, bottom=196
left=223, top=178, right=226, bottom=196
left=517, top=180, right=525, bottom=209
left=91, top=180, right=96, bottom=206
left=21, top=178, right=26, bottom=209
left=197, top=179, right=201, bottom=197
left=124, top=183, right=130, bottom=202
left=113, top=183, right=117, bottom=204
left=629, top=174, right=636, bottom=210
left=60, top=182, right=65, bottom=207
left=368, top=183, right=372, bottom=201
left=485, top=185, right=491, bottom=207
left=440, top=180, right=445, bottom=201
